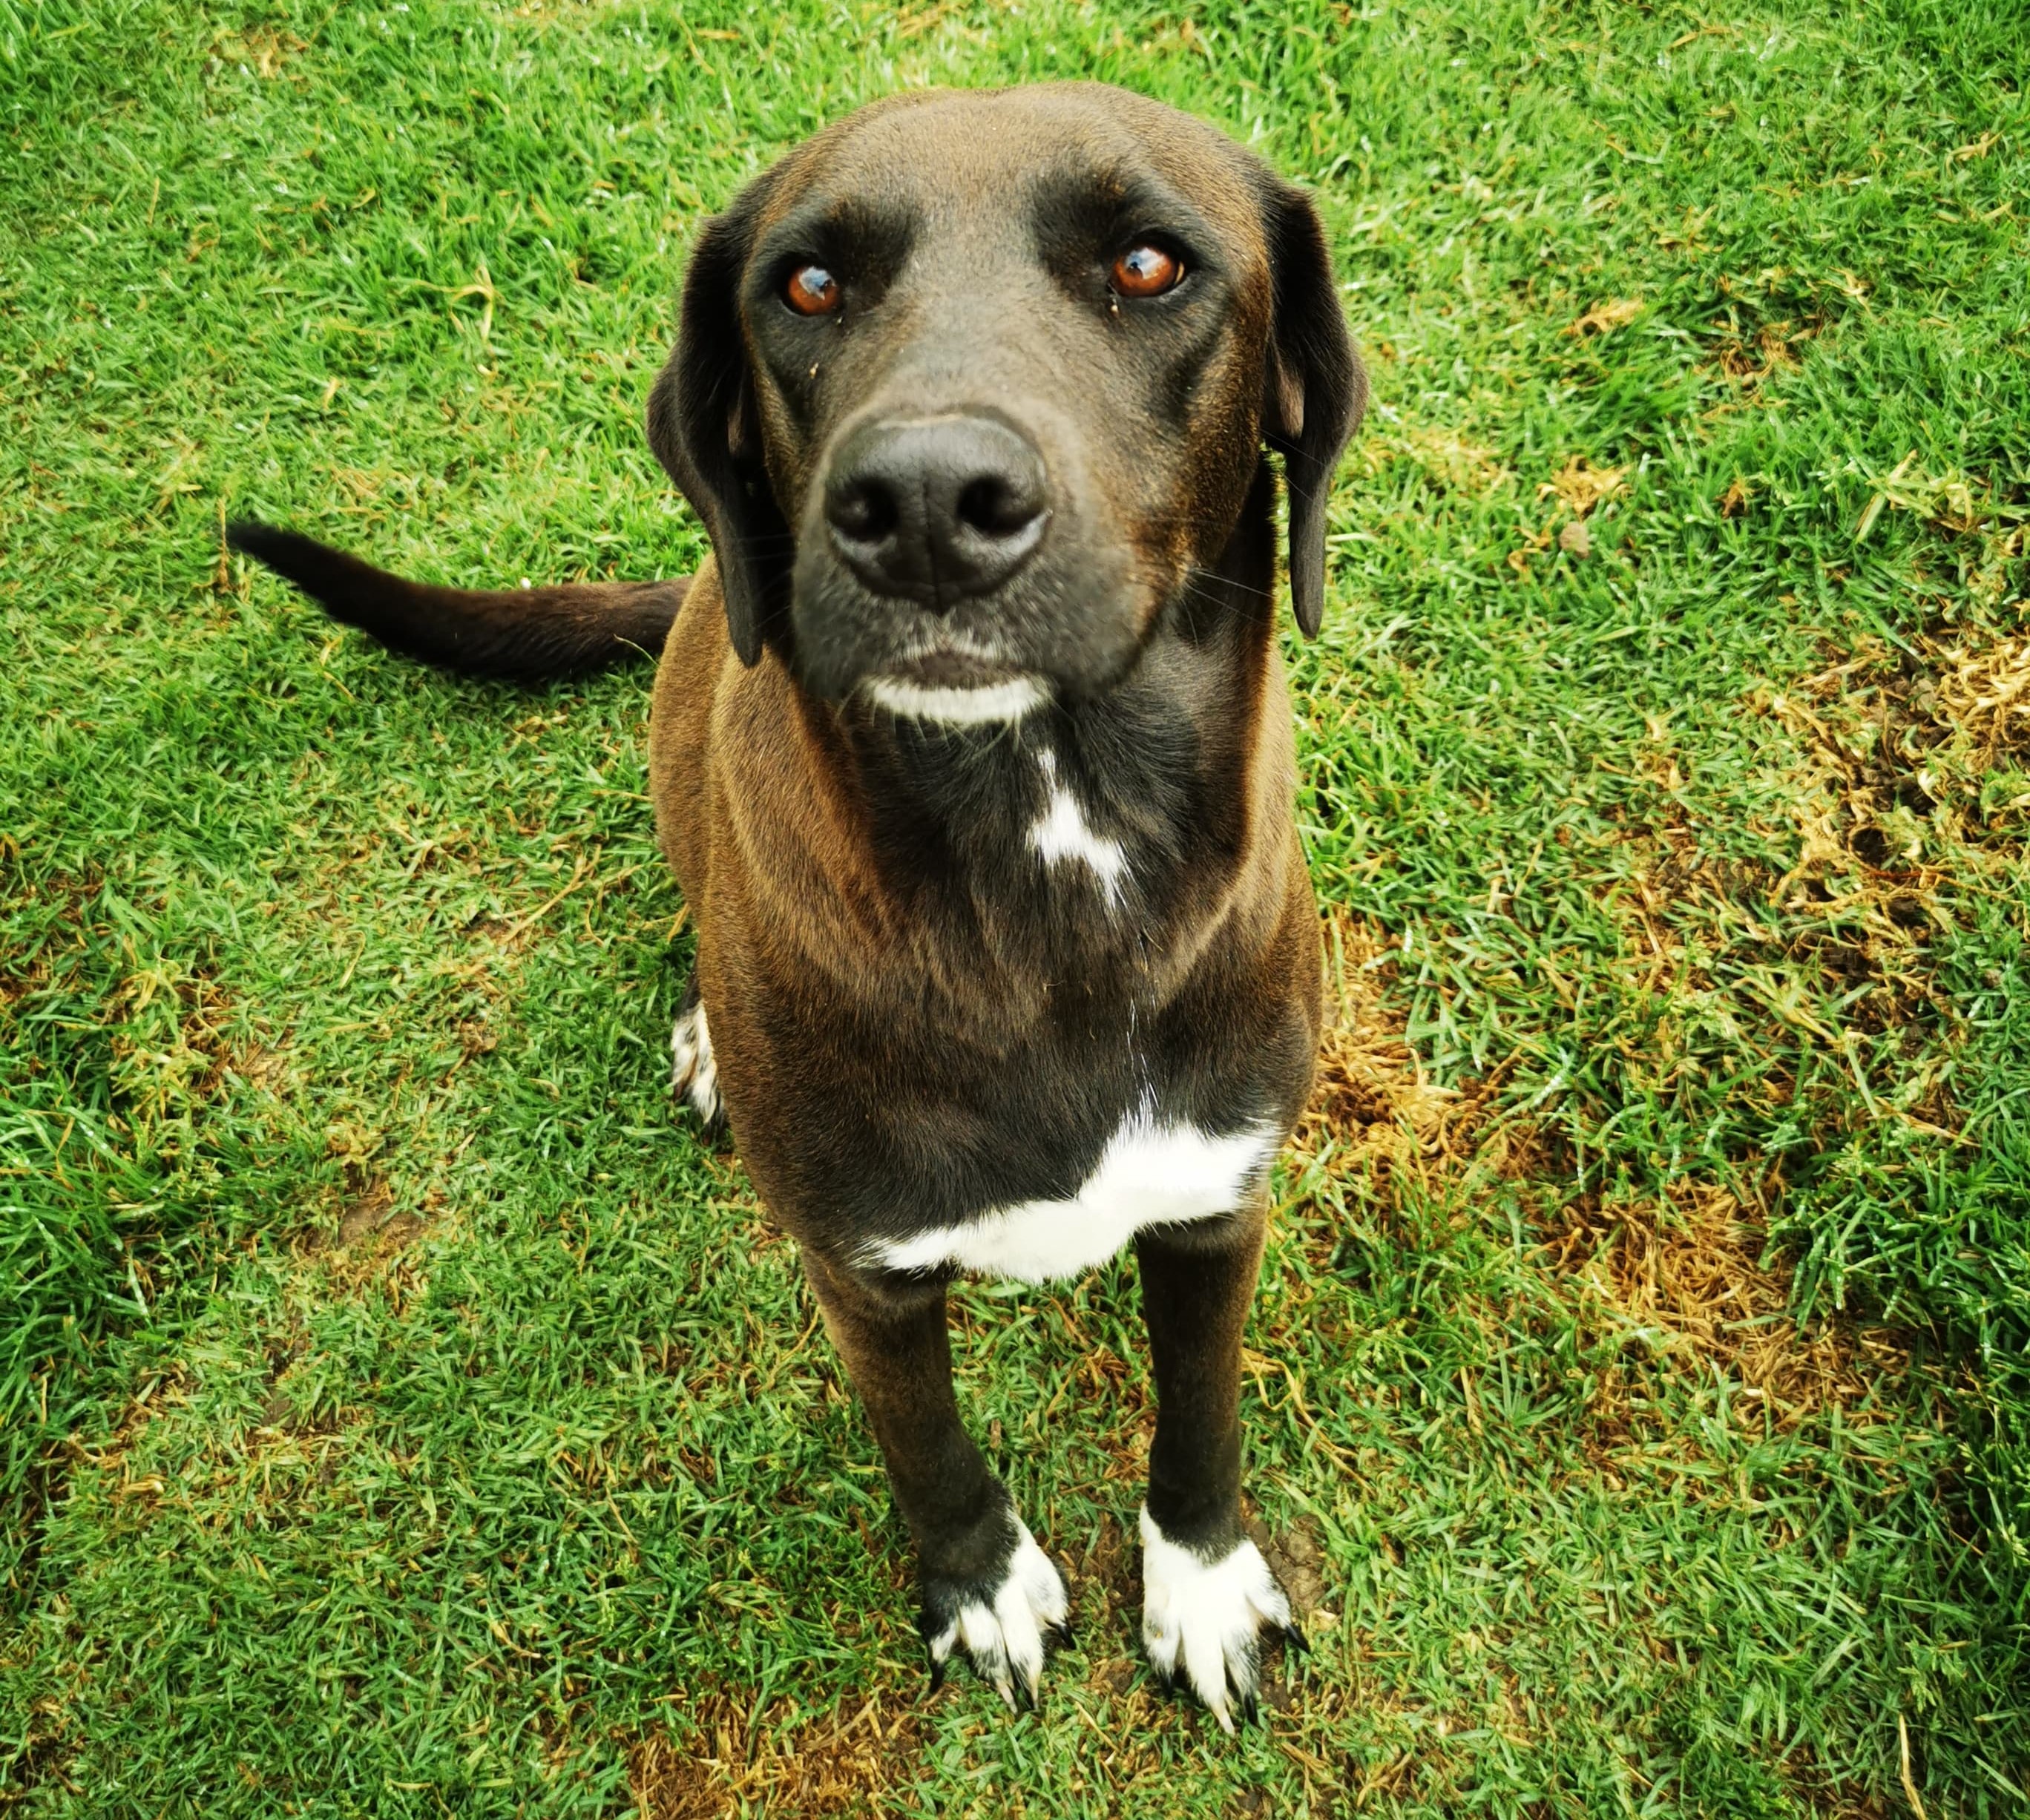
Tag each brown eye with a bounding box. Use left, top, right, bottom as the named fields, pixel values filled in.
left=784, top=263, right=841, bottom=316
left=1111, top=243, right=1183, bottom=298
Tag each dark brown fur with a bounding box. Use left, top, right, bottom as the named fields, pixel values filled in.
left=226, top=522, right=687, bottom=679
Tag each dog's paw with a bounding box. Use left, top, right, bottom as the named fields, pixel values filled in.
left=1140, top=1505, right=1301, bottom=1732
left=669, top=994, right=723, bottom=1129
left=922, top=1518, right=1070, bottom=1711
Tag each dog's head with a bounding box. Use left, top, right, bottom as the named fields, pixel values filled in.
left=647, top=84, right=1364, bottom=723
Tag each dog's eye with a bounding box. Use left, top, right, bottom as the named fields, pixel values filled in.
left=1111, top=243, right=1183, bottom=298
left=784, top=264, right=841, bottom=316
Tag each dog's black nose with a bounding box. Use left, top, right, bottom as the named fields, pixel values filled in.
left=824, top=415, right=1048, bottom=610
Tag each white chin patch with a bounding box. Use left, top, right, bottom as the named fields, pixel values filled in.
left=669, top=1000, right=722, bottom=1125
left=867, top=674, right=1048, bottom=727
left=927, top=1520, right=1069, bottom=1709
left=1140, top=1505, right=1294, bottom=1732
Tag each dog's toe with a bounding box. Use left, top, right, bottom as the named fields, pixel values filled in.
left=669, top=997, right=724, bottom=1128
left=1138, top=1506, right=1292, bottom=1733
left=923, top=1520, right=1068, bottom=1710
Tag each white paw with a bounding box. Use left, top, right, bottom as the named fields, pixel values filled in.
left=669, top=998, right=723, bottom=1125
left=1140, top=1505, right=1298, bottom=1731
left=926, top=1520, right=1070, bottom=1710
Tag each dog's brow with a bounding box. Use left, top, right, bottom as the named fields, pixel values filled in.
left=1026, top=165, right=1222, bottom=269
left=752, top=197, right=917, bottom=284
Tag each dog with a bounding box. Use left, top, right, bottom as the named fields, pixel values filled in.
left=231, top=81, right=1366, bottom=1729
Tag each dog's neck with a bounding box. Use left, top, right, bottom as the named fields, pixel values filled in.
left=767, top=481, right=1292, bottom=1027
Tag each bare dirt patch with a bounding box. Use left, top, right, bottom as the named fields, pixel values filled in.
left=335, top=1175, right=398, bottom=1248
left=303, top=1169, right=433, bottom=1307
left=1244, top=1510, right=1330, bottom=1620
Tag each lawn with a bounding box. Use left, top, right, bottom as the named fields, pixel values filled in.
left=3, top=0, right=2027, bottom=1813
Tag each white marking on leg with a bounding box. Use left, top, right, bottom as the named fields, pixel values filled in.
left=1139, top=1505, right=1292, bottom=1732
left=669, top=1000, right=722, bottom=1124
left=1028, top=749, right=1127, bottom=904
left=865, top=1097, right=1275, bottom=1282
left=867, top=674, right=1048, bottom=726
left=924, top=1520, right=1068, bottom=1708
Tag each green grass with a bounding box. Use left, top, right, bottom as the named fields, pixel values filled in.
left=3, top=0, right=2027, bottom=1813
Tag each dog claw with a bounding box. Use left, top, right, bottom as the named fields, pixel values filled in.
left=991, top=1665, right=1039, bottom=1714
left=922, top=1520, right=1067, bottom=1715
left=1281, top=1620, right=1310, bottom=1656
left=1139, top=1508, right=1298, bottom=1735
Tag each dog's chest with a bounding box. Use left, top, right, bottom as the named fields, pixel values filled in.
left=865, top=1099, right=1275, bottom=1283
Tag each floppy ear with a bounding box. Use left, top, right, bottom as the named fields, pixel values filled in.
left=646, top=174, right=786, bottom=667
left=1259, top=182, right=1367, bottom=639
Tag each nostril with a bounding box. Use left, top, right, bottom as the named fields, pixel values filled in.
left=956, top=475, right=1042, bottom=538
left=826, top=415, right=1048, bottom=602
left=830, top=480, right=899, bottom=544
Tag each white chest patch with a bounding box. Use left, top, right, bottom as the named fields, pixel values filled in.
left=867, top=1100, right=1275, bottom=1282
left=1028, top=749, right=1127, bottom=904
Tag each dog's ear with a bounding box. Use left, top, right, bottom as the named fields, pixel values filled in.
left=1259, top=182, right=1367, bottom=639
left=646, top=174, right=786, bottom=667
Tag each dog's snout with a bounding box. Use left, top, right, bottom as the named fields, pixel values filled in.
left=824, top=415, right=1048, bottom=611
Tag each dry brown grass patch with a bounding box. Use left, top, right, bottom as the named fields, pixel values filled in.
left=103, top=966, right=242, bottom=1123
left=206, top=24, right=307, bottom=79
left=1292, top=909, right=1505, bottom=1188
left=1732, top=608, right=2029, bottom=1083
left=1403, top=425, right=1514, bottom=497
left=1924, top=623, right=2030, bottom=766
left=1770, top=609, right=2030, bottom=888
left=1540, top=456, right=1627, bottom=518
left=1569, top=297, right=1644, bottom=337
left=1354, top=421, right=1515, bottom=500
left=1715, top=319, right=1811, bottom=384
left=629, top=1692, right=926, bottom=1819
left=1592, top=615, right=2030, bottom=1147
left=1298, top=905, right=1902, bottom=1442
left=1544, top=1184, right=1892, bottom=1436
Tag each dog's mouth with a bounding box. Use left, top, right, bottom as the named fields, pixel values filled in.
left=863, top=643, right=1050, bottom=727
left=890, top=647, right=1014, bottom=690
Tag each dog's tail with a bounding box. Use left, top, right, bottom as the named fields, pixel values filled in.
left=227, top=522, right=689, bottom=680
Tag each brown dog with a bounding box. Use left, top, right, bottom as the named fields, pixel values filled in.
left=233, top=80, right=1364, bottom=1728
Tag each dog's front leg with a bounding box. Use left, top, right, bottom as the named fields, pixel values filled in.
left=1134, top=1211, right=1302, bottom=1729
left=800, top=1246, right=1069, bottom=1707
